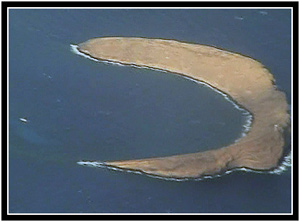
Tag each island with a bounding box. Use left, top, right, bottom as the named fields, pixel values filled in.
left=75, top=37, right=290, bottom=179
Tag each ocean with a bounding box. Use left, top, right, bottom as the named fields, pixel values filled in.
left=8, top=8, right=291, bottom=213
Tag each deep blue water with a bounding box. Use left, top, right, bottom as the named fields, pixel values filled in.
left=9, top=9, right=291, bottom=213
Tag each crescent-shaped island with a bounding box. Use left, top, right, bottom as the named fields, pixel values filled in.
left=74, top=37, right=290, bottom=180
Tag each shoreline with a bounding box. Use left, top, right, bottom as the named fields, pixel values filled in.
left=71, top=44, right=253, bottom=137
left=73, top=37, right=290, bottom=179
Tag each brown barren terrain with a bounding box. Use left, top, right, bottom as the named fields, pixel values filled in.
left=77, top=37, right=290, bottom=179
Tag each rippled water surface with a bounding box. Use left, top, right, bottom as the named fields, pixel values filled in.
left=9, top=9, right=291, bottom=213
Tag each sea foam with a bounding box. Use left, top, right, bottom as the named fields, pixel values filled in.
left=71, top=43, right=291, bottom=181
